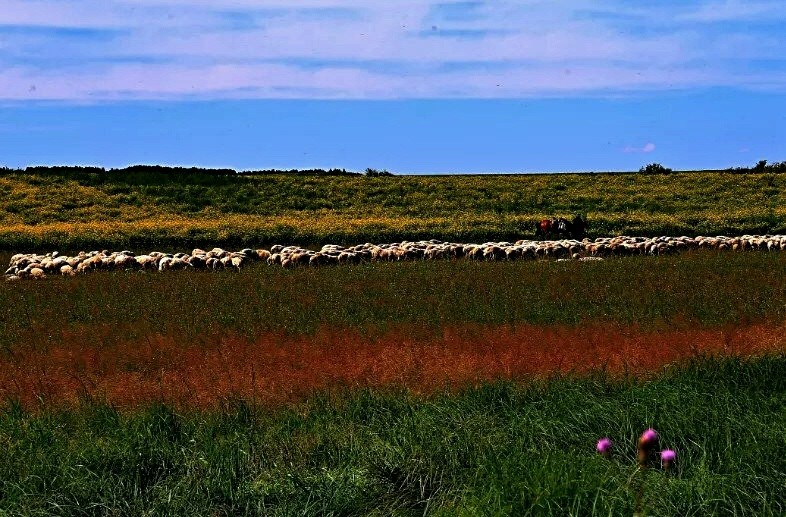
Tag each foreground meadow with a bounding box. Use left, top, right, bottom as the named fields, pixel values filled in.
left=1, top=358, right=785, bottom=515
left=1, top=252, right=785, bottom=514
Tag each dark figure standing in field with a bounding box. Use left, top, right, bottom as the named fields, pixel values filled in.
left=570, top=215, right=587, bottom=239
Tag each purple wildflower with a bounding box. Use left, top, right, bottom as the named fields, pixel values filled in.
left=637, top=428, right=659, bottom=465
left=661, top=449, right=676, bottom=470
left=639, top=428, right=658, bottom=448
left=596, top=437, right=612, bottom=457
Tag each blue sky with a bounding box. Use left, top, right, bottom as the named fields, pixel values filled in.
left=1, top=0, right=785, bottom=173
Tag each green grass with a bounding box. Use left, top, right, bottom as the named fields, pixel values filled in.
left=1, top=355, right=784, bottom=515
left=2, top=163, right=785, bottom=516
left=2, top=251, right=786, bottom=350
left=2, top=169, right=786, bottom=249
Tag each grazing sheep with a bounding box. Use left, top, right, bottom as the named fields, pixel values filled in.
left=158, top=256, right=173, bottom=271
left=170, top=257, right=190, bottom=270
left=425, top=247, right=446, bottom=261
left=188, top=255, right=206, bottom=269
left=483, top=246, right=506, bottom=261
left=465, top=246, right=484, bottom=260
left=134, top=255, right=156, bottom=270
left=309, top=253, right=329, bottom=267
left=292, top=251, right=311, bottom=264
left=7, top=233, right=786, bottom=280
left=338, top=251, right=360, bottom=265
left=113, top=254, right=135, bottom=270
left=50, top=257, right=68, bottom=270
left=204, top=257, right=220, bottom=270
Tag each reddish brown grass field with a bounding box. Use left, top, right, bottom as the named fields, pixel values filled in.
left=3, top=322, right=784, bottom=410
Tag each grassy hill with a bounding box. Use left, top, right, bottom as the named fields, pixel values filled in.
left=1, top=167, right=785, bottom=250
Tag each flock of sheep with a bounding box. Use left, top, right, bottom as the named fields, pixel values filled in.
left=5, top=234, right=786, bottom=281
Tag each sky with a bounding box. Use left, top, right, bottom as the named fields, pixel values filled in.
left=1, top=0, right=785, bottom=173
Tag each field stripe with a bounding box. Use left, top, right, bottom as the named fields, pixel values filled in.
left=2, top=322, right=784, bottom=409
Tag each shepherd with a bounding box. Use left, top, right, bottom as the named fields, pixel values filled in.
left=570, top=214, right=587, bottom=239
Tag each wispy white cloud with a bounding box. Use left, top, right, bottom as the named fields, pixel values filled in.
left=623, top=143, right=656, bottom=153
left=678, top=0, right=786, bottom=22
left=1, top=0, right=785, bottom=101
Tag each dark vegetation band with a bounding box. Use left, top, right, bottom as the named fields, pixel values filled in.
left=2, top=159, right=786, bottom=176
left=1, top=165, right=389, bottom=177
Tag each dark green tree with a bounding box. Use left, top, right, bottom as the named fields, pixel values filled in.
left=638, top=163, right=672, bottom=175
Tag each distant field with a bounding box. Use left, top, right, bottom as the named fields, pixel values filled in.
left=1, top=169, right=785, bottom=249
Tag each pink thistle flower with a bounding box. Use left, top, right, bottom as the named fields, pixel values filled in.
left=596, top=437, right=612, bottom=458
left=637, top=428, right=659, bottom=465
left=661, top=449, right=676, bottom=470
left=639, top=428, right=658, bottom=448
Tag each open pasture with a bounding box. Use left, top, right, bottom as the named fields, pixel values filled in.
left=3, top=171, right=786, bottom=514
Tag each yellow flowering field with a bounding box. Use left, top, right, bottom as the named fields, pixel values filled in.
left=1, top=170, right=784, bottom=249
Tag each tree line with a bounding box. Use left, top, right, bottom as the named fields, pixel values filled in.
left=640, top=160, right=786, bottom=175
left=1, top=161, right=785, bottom=177
left=0, top=165, right=369, bottom=177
